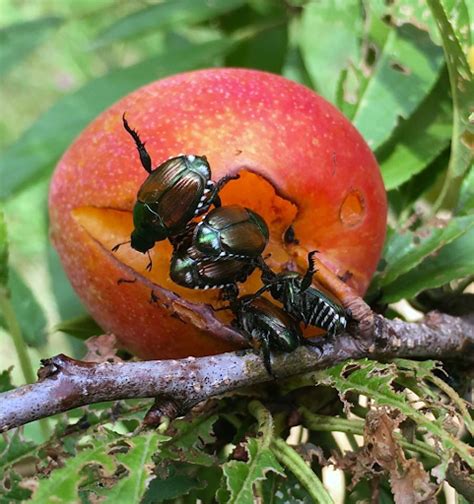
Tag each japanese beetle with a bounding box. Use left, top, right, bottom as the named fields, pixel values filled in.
left=256, top=251, right=349, bottom=337
left=193, top=205, right=269, bottom=260
left=225, top=295, right=306, bottom=376
left=112, top=115, right=237, bottom=261
left=169, top=227, right=256, bottom=291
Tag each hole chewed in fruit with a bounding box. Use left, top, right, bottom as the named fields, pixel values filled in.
left=339, top=189, right=365, bottom=228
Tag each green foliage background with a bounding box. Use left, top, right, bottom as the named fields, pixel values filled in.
left=0, top=0, right=472, bottom=502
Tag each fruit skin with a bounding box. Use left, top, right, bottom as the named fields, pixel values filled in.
left=49, top=68, right=387, bottom=360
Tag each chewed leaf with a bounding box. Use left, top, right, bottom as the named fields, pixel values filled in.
left=427, top=0, right=474, bottom=205
left=29, top=434, right=117, bottom=503
left=353, top=24, right=444, bottom=150
left=160, top=415, right=218, bottom=466
left=312, top=360, right=474, bottom=468
left=222, top=438, right=284, bottom=504
left=100, top=432, right=165, bottom=503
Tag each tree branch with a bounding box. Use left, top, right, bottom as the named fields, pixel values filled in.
left=1, top=311, right=473, bottom=431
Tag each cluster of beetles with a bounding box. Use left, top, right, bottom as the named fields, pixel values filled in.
left=113, top=115, right=350, bottom=375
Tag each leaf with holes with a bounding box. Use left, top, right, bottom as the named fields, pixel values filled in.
left=353, top=24, right=444, bottom=150
left=29, top=433, right=118, bottom=503
left=221, top=438, right=285, bottom=504
left=427, top=0, right=474, bottom=205
left=100, top=432, right=166, bottom=503
left=160, top=415, right=219, bottom=466
left=313, top=360, right=474, bottom=468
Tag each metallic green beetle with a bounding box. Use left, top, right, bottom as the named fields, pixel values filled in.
left=169, top=225, right=256, bottom=291
left=193, top=205, right=269, bottom=260
left=112, top=115, right=237, bottom=268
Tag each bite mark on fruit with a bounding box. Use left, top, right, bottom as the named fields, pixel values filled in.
left=339, top=189, right=365, bottom=228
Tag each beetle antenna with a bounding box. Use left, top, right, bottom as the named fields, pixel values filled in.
left=112, top=240, right=131, bottom=252
left=122, top=113, right=153, bottom=174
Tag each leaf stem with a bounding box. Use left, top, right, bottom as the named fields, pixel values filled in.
left=0, top=289, right=36, bottom=384
left=426, top=374, right=474, bottom=436
left=271, top=437, right=334, bottom=504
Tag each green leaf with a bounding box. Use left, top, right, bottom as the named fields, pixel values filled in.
left=161, top=415, right=218, bottom=466
left=0, top=268, right=47, bottom=348
left=222, top=438, right=284, bottom=504
left=0, top=38, right=237, bottom=199
left=30, top=434, right=117, bottom=503
left=353, top=24, right=445, bottom=150
left=456, top=165, right=474, bottom=215
left=142, top=465, right=204, bottom=503
left=427, top=0, right=474, bottom=207
left=299, top=0, right=362, bottom=104
left=386, top=148, right=449, bottom=217
left=0, top=210, right=7, bottom=288
left=101, top=432, right=164, bottom=504
left=0, top=17, right=62, bottom=76
left=381, top=226, right=474, bottom=303
left=374, top=215, right=474, bottom=290
left=389, top=0, right=471, bottom=52
left=0, top=367, right=13, bottom=392
left=221, top=401, right=284, bottom=504
left=47, top=245, right=85, bottom=321
left=54, top=314, right=102, bottom=340
left=0, top=429, right=37, bottom=468
left=377, top=70, right=452, bottom=190
left=93, top=0, right=247, bottom=47
left=225, top=23, right=288, bottom=74
left=0, top=429, right=37, bottom=502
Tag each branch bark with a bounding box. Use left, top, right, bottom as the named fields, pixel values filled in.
left=0, top=311, right=473, bottom=431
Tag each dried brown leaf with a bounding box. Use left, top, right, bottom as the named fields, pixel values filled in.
left=84, top=334, right=121, bottom=363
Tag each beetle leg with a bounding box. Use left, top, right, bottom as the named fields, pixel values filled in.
left=221, top=283, right=239, bottom=302
left=300, top=250, right=319, bottom=291
left=258, top=333, right=275, bottom=378
left=146, top=251, right=153, bottom=271
left=205, top=174, right=240, bottom=212
left=122, top=113, right=153, bottom=174
left=241, top=283, right=274, bottom=306
left=111, top=240, right=131, bottom=252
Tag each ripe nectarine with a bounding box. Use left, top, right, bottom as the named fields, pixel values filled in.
left=49, top=68, right=387, bottom=359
